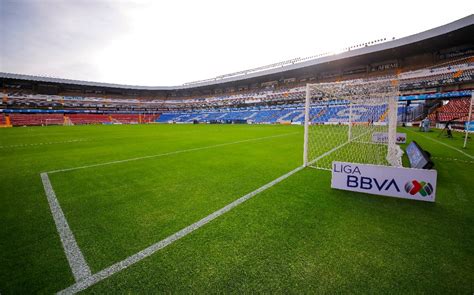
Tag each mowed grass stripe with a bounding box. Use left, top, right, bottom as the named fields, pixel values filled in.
left=1, top=124, right=301, bottom=175
left=48, top=129, right=302, bottom=272
left=0, top=124, right=302, bottom=293
left=1, top=125, right=473, bottom=294
left=84, top=128, right=473, bottom=294
left=59, top=166, right=304, bottom=294
left=47, top=131, right=300, bottom=173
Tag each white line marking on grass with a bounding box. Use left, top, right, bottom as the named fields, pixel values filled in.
left=58, top=165, right=304, bottom=294
left=47, top=132, right=300, bottom=174
left=404, top=128, right=473, bottom=160
left=308, top=166, right=331, bottom=171
left=40, top=173, right=92, bottom=282
left=0, top=139, right=88, bottom=149
left=352, top=140, right=385, bottom=145
left=307, top=129, right=372, bottom=169
left=432, top=156, right=474, bottom=164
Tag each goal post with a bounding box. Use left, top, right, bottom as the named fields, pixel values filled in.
left=463, top=91, right=473, bottom=149
left=303, top=78, right=402, bottom=170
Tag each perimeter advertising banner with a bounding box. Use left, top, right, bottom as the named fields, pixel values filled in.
left=466, top=121, right=474, bottom=132
left=372, top=132, right=407, bottom=144
left=331, top=161, right=437, bottom=202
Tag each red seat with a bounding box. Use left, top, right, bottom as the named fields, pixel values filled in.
left=10, top=114, right=63, bottom=126
left=429, top=98, right=471, bottom=122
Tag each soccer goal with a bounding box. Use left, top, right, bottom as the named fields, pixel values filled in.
left=44, top=118, right=62, bottom=126
left=303, top=78, right=402, bottom=170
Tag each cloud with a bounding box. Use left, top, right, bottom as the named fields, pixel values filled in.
left=0, top=0, right=130, bottom=80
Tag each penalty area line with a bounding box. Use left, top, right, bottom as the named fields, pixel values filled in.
left=46, top=132, right=300, bottom=174
left=0, top=139, right=88, bottom=149
left=40, top=173, right=91, bottom=282
left=58, top=165, right=304, bottom=294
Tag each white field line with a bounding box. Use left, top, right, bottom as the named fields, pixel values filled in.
left=308, top=166, right=331, bottom=171
left=0, top=139, right=87, bottom=149
left=46, top=132, right=300, bottom=174
left=307, top=141, right=350, bottom=169
left=58, top=165, right=304, bottom=294
left=352, top=140, right=386, bottom=146
left=404, top=128, right=473, bottom=160
left=40, top=173, right=91, bottom=282
left=307, top=129, right=372, bottom=169
left=431, top=156, right=474, bottom=164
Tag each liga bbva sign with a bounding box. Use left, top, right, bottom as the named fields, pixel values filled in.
left=331, top=162, right=437, bottom=202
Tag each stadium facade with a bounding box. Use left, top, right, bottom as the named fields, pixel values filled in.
left=0, top=14, right=473, bottom=126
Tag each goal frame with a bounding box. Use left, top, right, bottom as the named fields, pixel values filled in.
left=303, top=79, right=401, bottom=169
left=44, top=118, right=63, bottom=126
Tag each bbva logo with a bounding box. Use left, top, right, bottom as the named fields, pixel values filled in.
left=336, top=164, right=401, bottom=192
left=404, top=180, right=434, bottom=197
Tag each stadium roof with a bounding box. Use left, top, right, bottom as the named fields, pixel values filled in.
left=1, top=14, right=473, bottom=92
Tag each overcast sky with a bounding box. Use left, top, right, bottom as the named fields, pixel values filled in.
left=0, top=0, right=472, bottom=86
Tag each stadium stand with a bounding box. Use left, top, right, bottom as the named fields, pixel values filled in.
left=108, top=114, right=159, bottom=124
left=2, top=57, right=472, bottom=116
left=68, top=114, right=110, bottom=125
left=9, top=114, right=64, bottom=126
left=110, top=114, right=140, bottom=124
left=155, top=104, right=387, bottom=125
left=1, top=15, right=473, bottom=128
left=428, top=98, right=473, bottom=122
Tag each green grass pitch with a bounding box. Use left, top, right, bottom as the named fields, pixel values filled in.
left=0, top=124, right=473, bottom=293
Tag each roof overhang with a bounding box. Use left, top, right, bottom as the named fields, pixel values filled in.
left=1, top=14, right=473, bottom=91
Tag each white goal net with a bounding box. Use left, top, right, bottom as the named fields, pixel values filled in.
left=303, top=78, right=402, bottom=170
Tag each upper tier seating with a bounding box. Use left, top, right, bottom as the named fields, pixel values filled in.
left=3, top=58, right=473, bottom=113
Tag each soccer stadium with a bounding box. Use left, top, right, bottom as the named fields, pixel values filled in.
left=1, top=4, right=473, bottom=293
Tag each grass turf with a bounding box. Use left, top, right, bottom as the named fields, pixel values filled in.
left=0, top=124, right=473, bottom=293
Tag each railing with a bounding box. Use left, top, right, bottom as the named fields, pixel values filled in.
left=183, top=38, right=389, bottom=86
